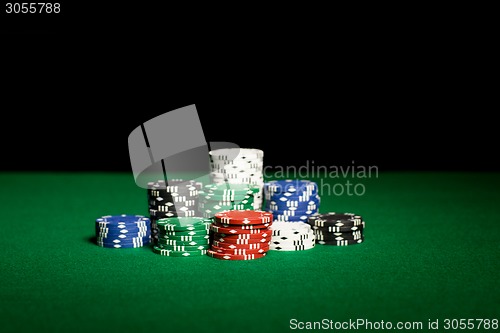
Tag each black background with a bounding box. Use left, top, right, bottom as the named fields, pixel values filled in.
left=1, top=3, right=497, bottom=172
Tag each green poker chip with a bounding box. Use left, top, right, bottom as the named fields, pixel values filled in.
left=153, top=246, right=208, bottom=257
left=158, top=229, right=209, bottom=237
left=156, top=217, right=212, bottom=231
left=157, top=244, right=210, bottom=251
left=158, top=234, right=210, bottom=241
left=158, top=238, right=210, bottom=246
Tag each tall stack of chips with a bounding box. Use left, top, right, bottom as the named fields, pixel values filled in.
left=264, top=180, right=320, bottom=223
left=208, top=210, right=273, bottom=260
left=147, top=179, right=202, bottom=245
left=209, top=148, right=264, bottom=209
left=308, top=212, right=365, bottom=246
left=198, top=183, right=260, bottom=218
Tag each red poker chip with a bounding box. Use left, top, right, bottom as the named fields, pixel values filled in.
left=214, top=210, right=273, bottom=225
left=211, top=221, right=271, bottom=229
left=210, top=225, right=271, bottom=235
left=207, top=249, right=267, bottom=260
left=213, top=241, right=269, bottom=249
left=213, top=237, right=270, bottom=244
left=210, top=245, right=269, bottom=255
left=213, top=231, right=271, bottom=239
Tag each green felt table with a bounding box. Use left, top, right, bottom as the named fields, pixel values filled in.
left=0, top=172, right=498, bottom=333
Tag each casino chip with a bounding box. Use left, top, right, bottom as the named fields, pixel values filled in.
left=210, top=225, right=271, bottom=235
left=213, top=232, right=271, bottom=240
left=160, top=244, right=210, bottom=251
left=211, top=220, right=271, bottom=229
left=147, top=179, right=203, bottom=245
left=265, top=179, right=318, bottom=196
left=308, top=212, right=363, bottom=227
left=212, top=237, right=269, bottom=244
left=207, top=210, right=272, bottom=260
left=95, top=214, right=151, bottom=248
left=264, top=180, right=320, bottom=224
left=312, top=224, right=365, bottom=233
left=267, top=196, right=320, bottom=212
left=308, top=212, right=366, bottom=246
left=197, top=182, right=257, bottom=218
left=268, top=222, right=315, bottom=251
left=153, top=217, right=211, bottom=257
left=157, top=217, right=211, bottom=231
left=159, top=234, right=210, bottom=241
left=153, top=246, right=207, bottom=257
left=212, top=241, right=268, bottom=249
left=214, top=210, right=273, bottom=225
left=207, top=249, right=266, bottom=261
left=159, top=239, right=210, bottom=246
left=209, top=148, right=264, bottom=210
left=313, top=230, right=363, bottom=241
left=210, top=245, right=268, bottom=255
left=316, top=238, right=364, bottom=246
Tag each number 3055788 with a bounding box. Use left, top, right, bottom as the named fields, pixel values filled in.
left=5, top=3, right=61, bottom=14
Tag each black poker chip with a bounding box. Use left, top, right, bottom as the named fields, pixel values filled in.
left=313, top=230, right=363, bottom=241
left=308, top=212, right=364, bottom=228
left=316, top=237, right=364, bottom=246
left=312, top=223, right=365, bottom=233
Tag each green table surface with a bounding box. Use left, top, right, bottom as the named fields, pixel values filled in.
left=0, top=172, right=499, bottom=333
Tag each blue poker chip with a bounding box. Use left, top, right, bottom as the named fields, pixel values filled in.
left=95, top=223, right=149, bottom=229
left=97, top=241, right=149, bottom=248
left=264, top=192, right=318, bottom=202
left=95, top=229, right=149, bottom=237
left=95, top=214, right=150, bottom=226
left=96, top=231, right=151, bottom=239
left=266, top=195, right=320, bottom=210
left=267, top=194, right=320, bottom=204
left=96, top=241, right=150, bottom=247
left=266, top=203, right=319, bottom=212
left=95, top=225, right=149, bottom=233
left=95, top=221, right=149, bottom=228
left=273, top=215, right=312, bottom=222
left=272, top=209, right=317, bottom=221
left=95, top=215, right=151, bottom=245
left=271, top=209, right=318, bottom=217
left=96, top=238, right=150, bottom=246
left=264, top=180, right=318, bottom=196
left=96, top=235, right=151, bottom=243
left=95, top=215, right=150, bottom=232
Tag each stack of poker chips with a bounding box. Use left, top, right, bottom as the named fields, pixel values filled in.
left=153, top=217, right=211, bottom=257
left=198, top=183, right=260, bottom=218
left=95, top=214, right=150, bottom=248
left=264, top=180, right=320, bottom=223
left=269, top=222, right=315, bottom=251
left=147, top=179, right=202, bottom=245
left=207, top=210, right=273, bottom=260
left=209, top=148, right=264, bottom=209
left=307, top=212, right=365, bottom=246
